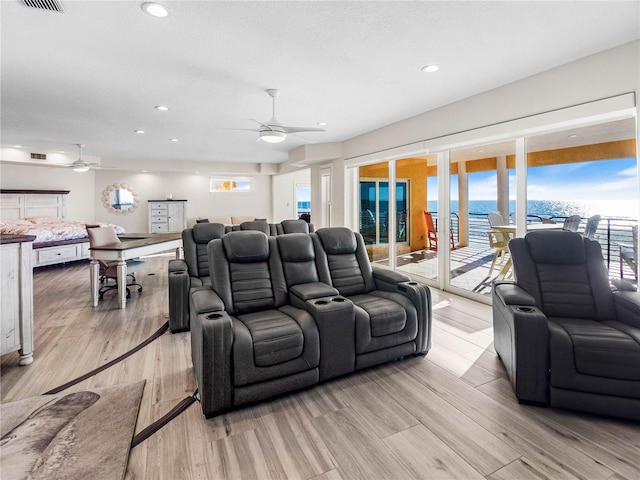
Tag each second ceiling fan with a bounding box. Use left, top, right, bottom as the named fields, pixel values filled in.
left=237, top=89, right=325, bottom=143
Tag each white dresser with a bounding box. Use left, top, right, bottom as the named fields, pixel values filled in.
left=1, top=235, right=35, bottom=365
left=148, top=200, right=187, bottom=233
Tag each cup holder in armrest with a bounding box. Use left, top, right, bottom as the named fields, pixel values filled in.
left=516, top=307, right=534, bottom=313
left=331, top=297, right=346, bottom=302
left=408, top=281, right=418, bottom=285
left=206, top=313, right=224, bottom=319
left=315, top=300, right=329, bottom=305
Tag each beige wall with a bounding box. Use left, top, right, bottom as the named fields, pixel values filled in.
left=93, top=170, right=272, bottom=231
left=0, top=164, right=96, bottom=221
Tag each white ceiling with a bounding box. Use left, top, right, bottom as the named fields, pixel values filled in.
left=2, top=0, right=639, bottom=167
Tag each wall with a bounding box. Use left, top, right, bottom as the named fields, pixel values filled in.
left=0, top=164, right=96, bottom=221
left=94, top=170, right=272, bottom=231
left=272, top=169, right=310, bottom=222
left=307, top=41, right=639, bottom=227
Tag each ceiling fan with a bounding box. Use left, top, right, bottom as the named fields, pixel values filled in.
left=65, top=144, right=102, bottom=172
left=235, top=89, right=325, bottom=143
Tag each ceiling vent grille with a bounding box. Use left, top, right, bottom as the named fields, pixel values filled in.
left=30, top=153, right=47, bottom=160
left=22, top=0, right=65, bottom=13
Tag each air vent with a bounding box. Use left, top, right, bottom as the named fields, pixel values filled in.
left=22, top=0, right=65, bottom=13
left=30, top=153, right=47, bottom=160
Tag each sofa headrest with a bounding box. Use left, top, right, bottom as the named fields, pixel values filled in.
left=524, top=230, right=586, bottom=264
left=239, top=221, right=270, bottom=235
left=277, top=233, right=314, bottom=262
left=223, top=231, right=270, bottom=263
left=316, top=227, right=357, bottom=254
left=192, top=223, right=226, bottom=243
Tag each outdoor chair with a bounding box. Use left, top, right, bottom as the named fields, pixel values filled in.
left=619, top=224, right=638, bottom=281
left=562, top=215, right=581, bottom=232
left=493, top=230, right=640, bottom=420
left=583, top=214, right=601, bottom=239
left=423, top=211, right=455, bottom=251
left=486, top=212, right=512, bottom=277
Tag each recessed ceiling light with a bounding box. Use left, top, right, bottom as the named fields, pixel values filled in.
left=170, top=138, right=179, bottom=142
left=569, top=134, right=578, bottom=138
left=58, top=150, right=66, bottom=153
left=134, top=130, right=145, bottom=134
left=141, top=2, right=169, bottom=18
left=155, top=105, right=169, bottom=111
left=142, top=170, right=148, bottom=173
left=318, top=122, right=327, bottom=127
left=13, top=145, right=22, bottom=148
left=422, top=65, right=440, bottom=73
left=194, top=171, right=200, bottom=174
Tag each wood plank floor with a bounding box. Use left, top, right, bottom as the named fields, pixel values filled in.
left=1, top=254, right=638, bottom=480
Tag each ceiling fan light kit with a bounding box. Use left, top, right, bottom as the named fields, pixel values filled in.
left=260, top=130, right=286, bottom=143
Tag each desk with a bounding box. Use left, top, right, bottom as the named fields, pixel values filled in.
left=90, top=232, right=182, bottom=308
left=491, top=223, right=564, bottom=278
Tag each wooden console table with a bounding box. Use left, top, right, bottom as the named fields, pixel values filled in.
left=89, top=232, right=182, bottom=309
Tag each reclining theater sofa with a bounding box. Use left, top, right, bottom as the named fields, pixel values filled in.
left=185, top=227, right=432, bottom=417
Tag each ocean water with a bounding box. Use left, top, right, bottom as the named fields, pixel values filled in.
left=427, top=199, right=636, bottom=220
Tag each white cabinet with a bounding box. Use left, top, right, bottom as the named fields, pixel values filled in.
left=1, top=236, right=35, bottom=365
left=148, top=200, right=187, bottom=233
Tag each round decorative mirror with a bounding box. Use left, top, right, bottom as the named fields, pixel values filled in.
left=102, top=183, right=140, bottom=214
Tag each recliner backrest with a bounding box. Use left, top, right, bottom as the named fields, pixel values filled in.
left=277, top=219, right=314, bottom=235
left=182, top=223, right=226, bottom=277
left=510, top=230, right=615, bottom=320
left=208, top=231, right=288, bottom=315
left=276, top=233, right=320, bottom=287
left=239, top=221, right=271, bottom=235
left=313, top=227, right=376, bottom=296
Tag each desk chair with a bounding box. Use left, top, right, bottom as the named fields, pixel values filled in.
left=87, top=226, right=143, bottom=300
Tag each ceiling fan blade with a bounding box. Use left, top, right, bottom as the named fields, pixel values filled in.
left=282, top=126, right=326, bottom=134
left=290, top=132, right=318, bottom=144
left=249, top=118, right=273, bottom=129
left=219, top=127, right=261, bottom=133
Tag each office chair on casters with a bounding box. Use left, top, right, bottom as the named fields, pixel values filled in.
left=87, top=226, right=143, bottom=300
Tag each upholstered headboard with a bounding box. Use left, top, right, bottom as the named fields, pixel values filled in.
left=0, top=189, right=69, bottom=220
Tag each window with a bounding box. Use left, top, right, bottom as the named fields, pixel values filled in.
left=209, top=177, right=252, bottom=193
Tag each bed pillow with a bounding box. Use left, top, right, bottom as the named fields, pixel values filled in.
left=26, top=216, right=59, bottom=224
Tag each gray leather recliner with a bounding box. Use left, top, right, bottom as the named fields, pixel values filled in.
left=190, top=231, right=320, bottom=417
left=168, top=223, right=225, bottom=332
left=312, top=227, right=431, bottom=369
left=493, top=230, right=640, bottom=420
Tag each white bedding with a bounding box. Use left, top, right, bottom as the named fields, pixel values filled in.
left=0, top=216, right=125, bottom=244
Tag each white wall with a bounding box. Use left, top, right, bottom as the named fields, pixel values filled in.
left=304, top=41, right=639, bottom=226
left=272, top=169, right=310, bottom=222
left=93, top=170, right=272, bottom=231
left=0, top=164, right=96, bottom=221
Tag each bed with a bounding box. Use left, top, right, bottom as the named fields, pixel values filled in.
left=0, top=189, right=125, bottom=267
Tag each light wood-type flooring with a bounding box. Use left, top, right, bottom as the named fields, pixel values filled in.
left=1, top=254, right=638, bottom=480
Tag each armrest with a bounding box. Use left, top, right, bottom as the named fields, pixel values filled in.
left=614, top=291, right=640, bottom=328
left=494, top=281, right=536, bottom=307
left=289, top=282, right=339, bottom=309
left=492, top=286, right=549, bottom=405
left=190, top=287, right=225, bottom=315
left=302, top=295, right=355, bottom=380
left=168, top=258, right=188, bottom=273
left=372, top=265, right=411, bottom=287
left=168, top=259, right=191, bottom=333
left=190, top=309, right=233, bottom=417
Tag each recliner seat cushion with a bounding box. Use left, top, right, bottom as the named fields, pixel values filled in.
left=549, top=318, right=640, bottom=399
left=232, top=305, right=320, bottom=387
left=238, top=310, right=304, bottom=367
left=550, top=317, right=640, bottom=381
left=351, top=291, right=418, bottom=354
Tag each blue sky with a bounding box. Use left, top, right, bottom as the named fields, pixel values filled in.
left=428, top=157, right=637, bottom=202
